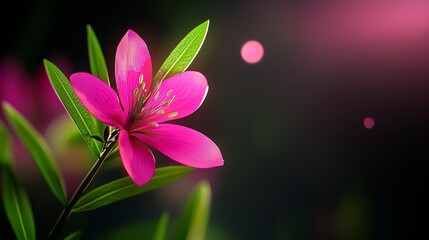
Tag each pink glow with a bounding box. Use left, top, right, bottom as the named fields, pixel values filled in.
left=241, top=40, right=264, bottom=64
left=363, top=117, right=375, bottom=129
left=295, top=0, right=429, bottom=68
left=0, top=57, right=69, bottom=129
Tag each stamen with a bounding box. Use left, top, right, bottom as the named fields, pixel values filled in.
left=133, top=88, right=139, bottom=96
left=139, top=74, right=144, bottom=84
left=151, top=122, right=159, bottom=127
left=157, top=110, right=165, bottom=114
left=154, top=82, right=162, bottom=91
left=154, top=91, right=160, bottom=101
left=168, top=112, right=178, bottom=118
left=166, top=95, right=176, bottom=106
left=166, top=90, right=173, bottom=96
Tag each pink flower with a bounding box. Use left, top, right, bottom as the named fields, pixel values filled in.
left=70, top=30, right=224, bottom=186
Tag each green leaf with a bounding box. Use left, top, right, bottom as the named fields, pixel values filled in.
left=87, top=24, right=110, bottom=85
left=3, top=102, right=67, bottom=205
left=153, top=212, right=169, bottom=240
left=153, top=20, right=209, bottom=87
left=2, top=168, right=36, bottom=240
left=0, top=120, right=11, bottom=166
left=63, top=230, right=83, bottom=240
left=175, top=181, right=212, bottom=240
left=43, top=59, right=102, bottom=156
left=87, top=25, right=109, bottom=136
left=72, top=166, right=193, bottom=212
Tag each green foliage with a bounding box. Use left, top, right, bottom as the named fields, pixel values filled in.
left=87, top=24, right=109, bottom=136
left=153, top=212, right=169, bottom=240
left=72, top=166, right=193, bottom=212
left=44, top=59, right=102, bottom=156
left=0, top=120, right=11, bottom=166
left=153, top=20, right=210, bottom=87
left=2, top=168, right=36, bottom=240
left=87, top=24, right=110, bottom=85
left=2, top=102, right=67, bottom=205
left=175, top=181, right=212, bottom=240
left=1, top=115, right=35, bottom=240
left=64, top=230, right=83, bottom=240
left=90, top=181, right=213, bottom=240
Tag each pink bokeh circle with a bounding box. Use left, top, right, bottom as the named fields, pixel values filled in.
left=241, top=40, right=264, bottom=64
left=363, top=117, right=375, bottom=129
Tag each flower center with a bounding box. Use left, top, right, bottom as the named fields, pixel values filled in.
left=140, top=88, right=177, bottom=123
left=127, top=74, right=177, bottom=130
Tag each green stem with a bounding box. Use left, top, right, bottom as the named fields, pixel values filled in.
left=48, top=129, right=119, bottom=240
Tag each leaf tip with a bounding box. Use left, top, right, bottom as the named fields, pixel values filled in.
left=87, top=24, right=94, bottom=34
left=43, top=58, right=51, bottom=66
left=2, top=101, right=12, bottom=113
left=1, top=102, right=14, bottom=129
left=43, top=59, right=55, bottom=73
left=202, top=19, right=210, bottom=30
left=197, top=180, right=211, bottom=193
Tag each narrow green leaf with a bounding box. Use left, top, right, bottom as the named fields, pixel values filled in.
left=87, top=25, right=109, bottom=136
left=153, top=212, right=169, bottom=240
left=2, top=168, right=36, bottom=240
left=87, top=24, right=110, bottom=85
left=3, top=102, right=67, bottom=205
left=73, top=166, right=193, bottom=212
left=43, top=59, right=102, bottom=156
left=0, top=120, right=11, bottom=166
left=64, top=230, right=83, bottom=240
left=153, top=20, right=209, bottom=87
left=175, top=181, right=212, bottom=240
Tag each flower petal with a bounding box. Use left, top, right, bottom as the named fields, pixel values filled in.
left=119, top=131, right=155, bottom=186
left=70, top=72, right=124, bottom=128
left=141, top=71, right=208, bottom=123
left=115, top=30, right=152, bottom=116
left=134, top=124, right=224, bottom=168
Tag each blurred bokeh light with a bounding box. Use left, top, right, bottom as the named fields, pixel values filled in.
left=363, top=117, right=375, bottom=130
left=241, top=40, right=264, bottom=64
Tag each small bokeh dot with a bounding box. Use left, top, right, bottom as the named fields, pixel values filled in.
left=241, top=40, right=264, bottom=64
left=363, top=117, right=375, bottom=129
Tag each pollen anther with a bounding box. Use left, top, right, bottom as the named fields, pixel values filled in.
left=168, top=112, right=178, bottom=118
left=167, top=95, right=175, bottom=106
left=139, top=74, right=144, bottom=84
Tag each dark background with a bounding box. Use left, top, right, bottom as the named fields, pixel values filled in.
left=1, top=0, right=428, bottom=239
